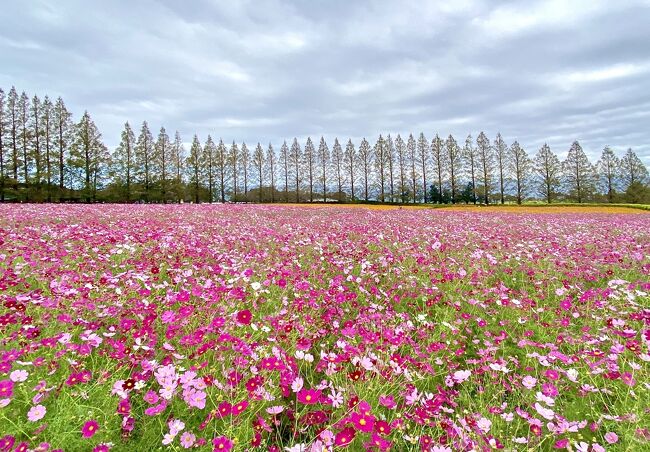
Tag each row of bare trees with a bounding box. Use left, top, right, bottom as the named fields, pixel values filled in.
left=2, top=85, right=648, bottom=204
left=0, top=86, right=107, bottom=202
left=170, top=131, right=648, bottom=205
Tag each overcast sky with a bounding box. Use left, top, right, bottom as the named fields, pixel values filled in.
left=2, top=0, right=649, bottom=163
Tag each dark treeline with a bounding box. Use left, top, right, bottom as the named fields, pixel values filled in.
left=1, top=85, right=649, bottom=204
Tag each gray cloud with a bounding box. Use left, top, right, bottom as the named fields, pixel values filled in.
left=1, top=0, right=649, bottom=164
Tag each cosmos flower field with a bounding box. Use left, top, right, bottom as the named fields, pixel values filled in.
left=0, top=205, right=649, bottom=452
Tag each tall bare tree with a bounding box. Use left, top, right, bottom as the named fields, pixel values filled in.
left=386, top=135, right=395, bottom=202
left=344, top=139, right=357, bottom=200
left=331, top=138, right=344, bottom=201
left=279, top=140, right=289, bottom=202
left=156, top=127, right=171, bottom=202
left=430, top=134, right=445, bottom=203
left=203, top=135, right=216, bottom=202
left=266, top=143, right=276, bottom=202
left=374, top=135, right=387, bottom=202
left=112, top=122, right=136, bottom=201
left=509, top=140, right=530, bottom=204
left=317, top=136, right=329, bottom=201
left=494, top=132, right=508, bottom=204
left=69, top=111, right=106, bottom=202
left=18, top=92, right=30, bottom=188
left=534, top=143, right=561, bottom=204
left=241, top=142, right=250, bottom=199
left=395, top=134, right=407, bottom=202
left=186, top=135, right=203, bottom=203
left=216, top=139, right=227, bottom=202
left=7, top=87, right=19, bottom=188
left=135, top=121, right=154, bottom=202
left=54, top=97, right=72, bottom=193
left=563, top=140, right=595, bottom=203
left=463, top=134, right=477, bottom=204
left=445, top=134, right=461, bottom=203
left=253, top=143, right=264, bottom=202
left=41, top=96, right=55, bottom=201
left=417, top=133, right=429, bottom=203
left=620, top=148, right=648, bottom=189
left=407, top=134, right=417, bottom=203
left=289, top=138, right=301, bottom=202
left=229, top=141, right=240, bottom=200
left=30, top=95, right=43, bottom=188
left=358, top=138, right=372, bottom=202
left=476, top=131, right=493, bottom=204
left=303, top=137, right=315, bottom=201
left=171, top=131, right=185, bottom=201
left=596, top=146, right=619, bottom=203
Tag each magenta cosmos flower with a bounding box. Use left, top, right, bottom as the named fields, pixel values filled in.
left=236, top=309, right=252, bottom=325
left=334, top=427, right=356, bottom=447
left=297, top=388, right=322, bottom=405
left=212, top=436, right=234, bottom=452
left=82, top=420, right=100, bottom=438
left=0, top=380, right=14, bottom=398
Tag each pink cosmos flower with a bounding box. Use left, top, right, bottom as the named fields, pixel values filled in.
left=604, top=432, right=618, bottom=444
left=559, top=298, right=572, bottom=311
left=266, top=405, right=284, bottom=415
left=144, top=401, right=167, bottom=416
left=334, top=427, right=355, bottom=447
left=542, top=382, right=558, bottom=397
left=143, top=390, right=159, bottom=404
left=27, top=405, right=46, bottom=422
left=236, top=309, right=252, bottom=325
left=453, top=369, right=471, bottom=383
left=477, top=417, right=492, bottom=433
left=232, top=400, right=248, bottom=416
left=217, top=401, right=232, bottom=418
left=161, top=310, right=176, bottom=324
left=212, top=436, right=234, bottom=452
left=522, top=376, right=537, bottom=389
left=0, top=380, right=14, bottom=398
left=291, top=376, right=304, bottom=393
left=374, top=420, right=391, bottom=436
left=82, top=420, right=99, bottom=438
left=621, top=372, right=635, bottom=386
left=554, top=438, right=569, bottom=449
left=297, top=388, right=321, bottom=405
left=9, top=370, right=28, bottom=383
left=183, top=387, right=207, bottom=409
left=349, top=412, right=375, bottom=433
left=378, top=395, right=396, bottom=409
left=180, top=432, right=195, bottom=448
left=0, top=435, right=16, bottom=451
left=544, top=369, right=559, bottom=380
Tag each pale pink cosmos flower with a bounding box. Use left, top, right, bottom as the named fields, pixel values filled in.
left=27, top=405, right=46, bottom=422
left=266, top=405, right=285, bottom=415
left=604, top=432, right=618, bottom=444
left=10, top=370, right=28, bottom=383
left=476, top=417, right=492, bottom=433
left=291, top=377, right=303, bottom=393
left=180, top=432, right=195, bottom=448
left=522, top=376, right=537, bottom=389
left=162, top=433, right=175, bottom=445
left=534, top=402, right=555, bottom=420
left=453, top=370, right=471, bottom=384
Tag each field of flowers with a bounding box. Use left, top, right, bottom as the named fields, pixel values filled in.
left=0, top=204, right=649, bottom=452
